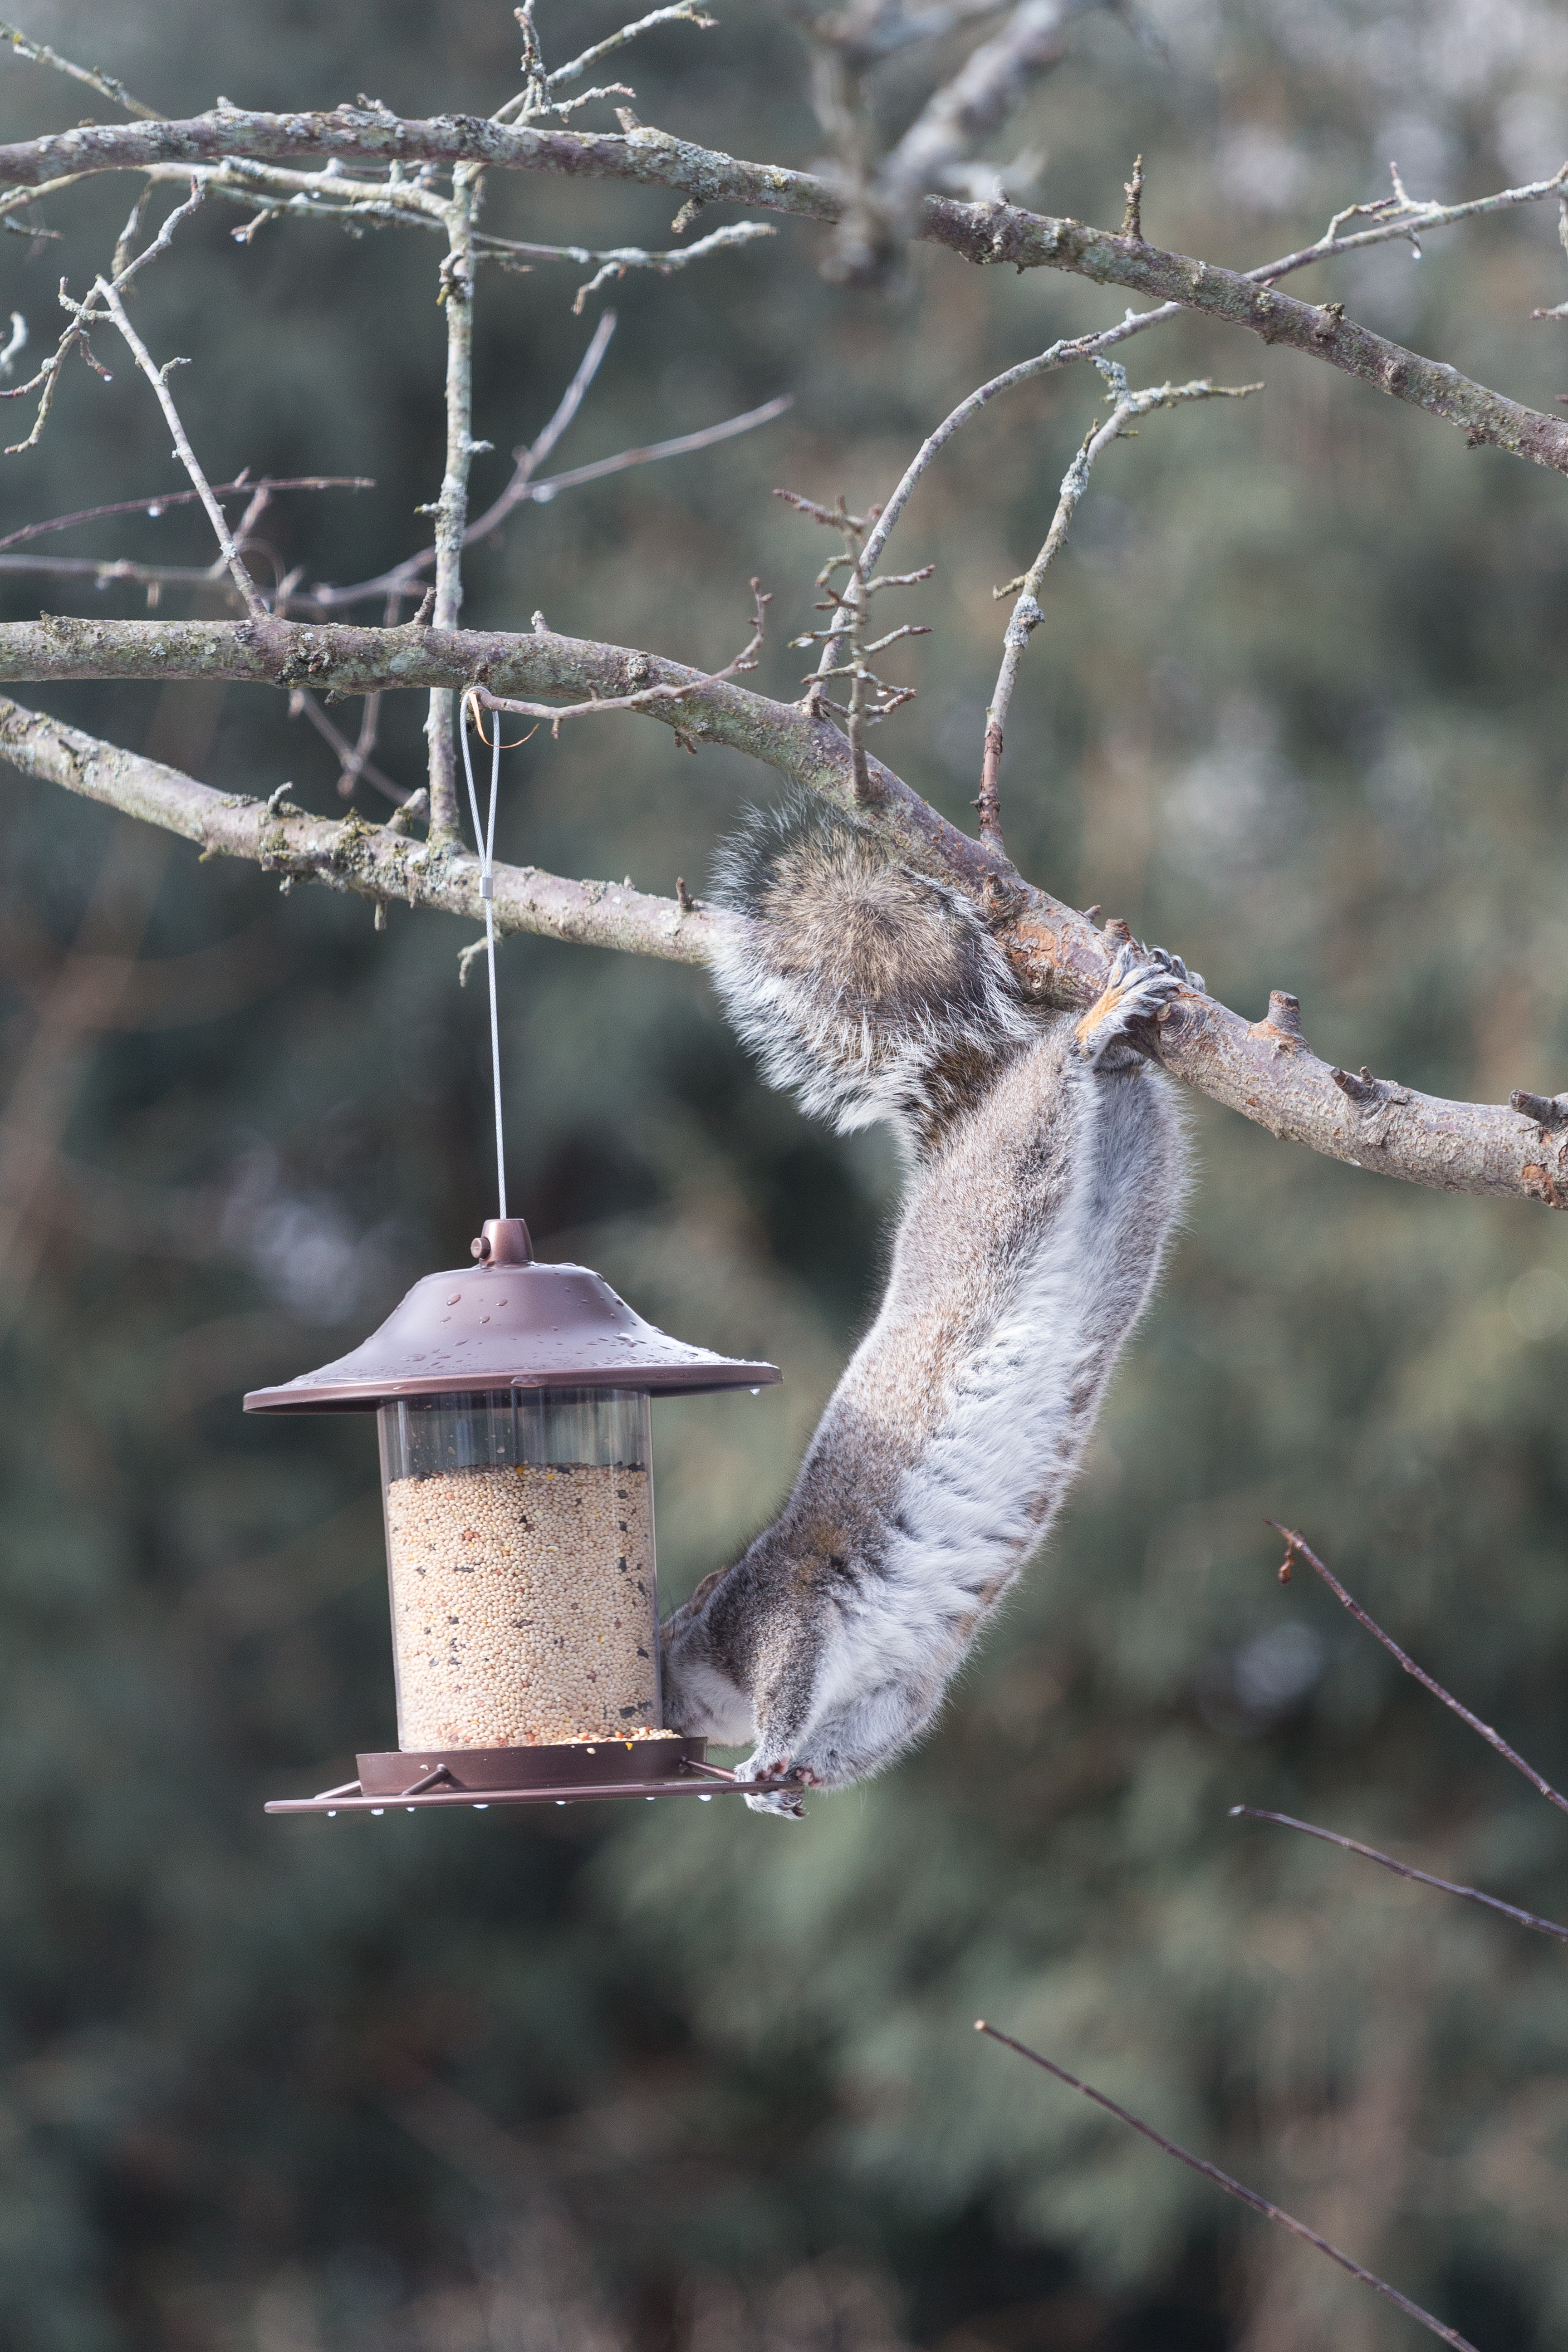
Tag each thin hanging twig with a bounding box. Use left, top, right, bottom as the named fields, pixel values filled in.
left=1268, top=1524, right=1568, bottom=1818
left=1230, top=1806, right=1568, bottom=1944
left=91, top=280, right=266, bottom=618
left=975, top=2022, right=1480, bottom=2352
left=977, top=363, right=1260, bottom=848
left=0, top=474, right=372, bottom=554
left=0, top=16, right=158, bottom=119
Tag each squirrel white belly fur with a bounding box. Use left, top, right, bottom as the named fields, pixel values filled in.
left=660, top=798, right=1191, bottom=1816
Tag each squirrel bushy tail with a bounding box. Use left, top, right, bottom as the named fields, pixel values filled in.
left=710, top=795, right=1031, bottom=1155
left=669, top=794, right=1191, bottom=1816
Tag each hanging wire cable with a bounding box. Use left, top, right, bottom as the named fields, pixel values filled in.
left=459, top=694, right=507, bottom=1218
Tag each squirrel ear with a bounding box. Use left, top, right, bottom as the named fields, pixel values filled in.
left=686, top=1566, right=727, bottom=1611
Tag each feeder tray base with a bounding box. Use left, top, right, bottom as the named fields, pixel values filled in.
left=264, top=1735, right=751, bottom=1815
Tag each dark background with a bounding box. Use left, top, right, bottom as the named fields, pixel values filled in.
left=2, top=2, right=1568, bottom=2346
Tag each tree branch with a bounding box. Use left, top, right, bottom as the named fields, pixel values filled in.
left=0, top=113, right=1563, bottom=467
left=0, top=16, right=159, bottom=122
left=1, top=621, right=1561, bottom=1212
left=1268, top=1524, right=1568, bottom=1815
left=1229, top=1808, right=1568, bottom=1945
left=424, top=165, right=482, bottom=835
left=918, top=193, right=1568, bottom=473
left=976, top=2022, right=1478, bottom=2352
left=0, top=693, right=720, bottom=963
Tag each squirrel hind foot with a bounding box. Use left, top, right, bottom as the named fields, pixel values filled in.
left=740, top=1752, right=815, bottom=1819
left=743, top=1786, right=808, bottom=1818
left=1073, top=944, right=1194, bottom=1069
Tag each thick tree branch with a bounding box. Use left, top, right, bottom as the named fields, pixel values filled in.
left=0, top=624, right=1560, bottom=1211
left=0, top=113, right=1564, bottom=469
left=0, top=694, right=720, bottom=964
left=0, top=613, right=1002, bottom=883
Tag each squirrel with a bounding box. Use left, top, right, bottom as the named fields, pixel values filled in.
left=660, top=795, right=1194, bottom=1817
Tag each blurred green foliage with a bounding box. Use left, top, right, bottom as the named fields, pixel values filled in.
left=2, top=2, right=1568, bottom=2346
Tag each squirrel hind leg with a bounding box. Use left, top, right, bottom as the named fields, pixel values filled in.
left=1073, top=943, right=1200, bottom=1070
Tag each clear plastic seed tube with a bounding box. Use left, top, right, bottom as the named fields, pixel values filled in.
left=377, top=1388, right=660, bottom=1750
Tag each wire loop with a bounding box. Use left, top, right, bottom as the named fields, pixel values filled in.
left=464, top=692, right=537, bottom=752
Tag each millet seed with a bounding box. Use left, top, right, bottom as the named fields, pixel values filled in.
left=385, top=1462, right=658, bottom=1748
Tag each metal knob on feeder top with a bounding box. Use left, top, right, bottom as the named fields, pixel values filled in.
left=470, top=1215, right=533, bottom=1266
left=245, top=1212, right=780, bottom=1819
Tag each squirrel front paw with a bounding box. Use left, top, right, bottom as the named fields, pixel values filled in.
left=1073, top=943, right=1202, bottom=1069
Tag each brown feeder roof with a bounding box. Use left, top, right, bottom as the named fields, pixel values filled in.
left=243, top=1217, right=780, bottom=1412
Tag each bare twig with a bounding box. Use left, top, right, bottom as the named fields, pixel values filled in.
left=1120, top=152, right=1143, bottom=241
left=90, top=265, right=268, bottom=620
left=424, top=164, right=484, bottom=833
left=1229, top=1808, right=1568, bottom=1944
left=0, top=475, right=372, bottom=554
left=778, top=493, right=929, bottom=778
left=298, top=309, right=620, bottom=612
left=3, top=176, right=212, bottom=456
left=300, top=304, right=786, bottom=615
left=472, top=304, right=618, bottom=523
left=975, top=2022, right=1480, bottom=2352
left=1268, top=1524, right=1568, bottom=1818
left=287, top=686, right=407, bottom=806
left=1253, top=158, right=1568, bottom=287
left=806, top=319, right=1196, bottom=703
left=478, top=578, right=770, bottom=736
left=797, top=2, right=1012, bottom=68
left=543, top=4, right=716, bottom=91
left=0, top=553, right=255, bottom=602
left=978, top=367, right=1260, bottom=846
left=0, top=17, right=158, bottom=120
left=495, top=392, right=792, bottom=506
left=469, top=217, right=774, bottom=309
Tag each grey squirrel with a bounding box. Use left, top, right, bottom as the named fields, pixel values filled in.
left=660, top=796, right=1192, bottom=1816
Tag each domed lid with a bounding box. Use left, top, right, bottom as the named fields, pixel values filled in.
left=243, top=1217, right=780, bottom=1412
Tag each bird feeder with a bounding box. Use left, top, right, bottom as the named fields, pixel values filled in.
left=246, top=1215, right=779, bottom=1817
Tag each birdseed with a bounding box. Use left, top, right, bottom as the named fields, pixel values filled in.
left=385, top=1462, right=659, bottom=1748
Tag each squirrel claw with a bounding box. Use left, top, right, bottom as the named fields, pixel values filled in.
left=741, top=1756, right=813, bottom=1818
left=1073, top=942, right=1201, bottom=1068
